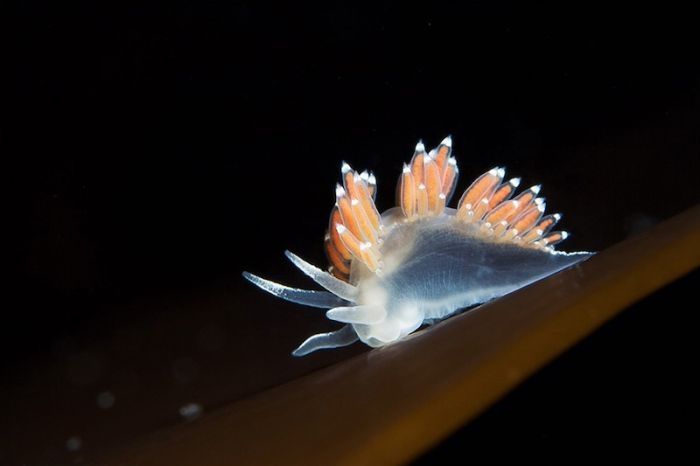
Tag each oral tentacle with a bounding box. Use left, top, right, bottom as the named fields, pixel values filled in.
left=326, top=305, right=387, bottom=325
left=284, top=251, right=357, bottom=302
left=241, top=272, right=349, bottom=309
left=292, top=325, right=359, bottom=357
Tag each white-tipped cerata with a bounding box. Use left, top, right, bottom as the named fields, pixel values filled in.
left=244, top=136, right=593, bottom=356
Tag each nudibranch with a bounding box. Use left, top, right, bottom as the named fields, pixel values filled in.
left=243, top=137, right=592, bottom=356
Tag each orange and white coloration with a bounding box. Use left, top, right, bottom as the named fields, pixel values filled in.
left=243, top=137, right=593, bottom=356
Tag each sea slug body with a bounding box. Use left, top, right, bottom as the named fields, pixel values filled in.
left=244, top=136, right=592, bottom=356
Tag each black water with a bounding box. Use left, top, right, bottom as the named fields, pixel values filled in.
left=6, top=2, right=699, bottom=464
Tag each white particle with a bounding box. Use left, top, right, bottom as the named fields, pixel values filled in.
left=97, top=391, right=115, bottom=410
left=66, top=436, right=82, bottom=452
left=179, top=403, right=203, bottom=421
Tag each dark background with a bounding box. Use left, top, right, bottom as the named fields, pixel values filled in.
left=6, top=1, right=699, bottom=464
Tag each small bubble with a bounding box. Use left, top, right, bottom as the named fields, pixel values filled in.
left=66, top=436, right=82, bottom=452
left=97, top=390, right=115, bottom=409
left=179, top=403, right=203, bottom=421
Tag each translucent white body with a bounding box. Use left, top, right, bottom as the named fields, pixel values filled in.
left=243, top=207, right=591, bottom=355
